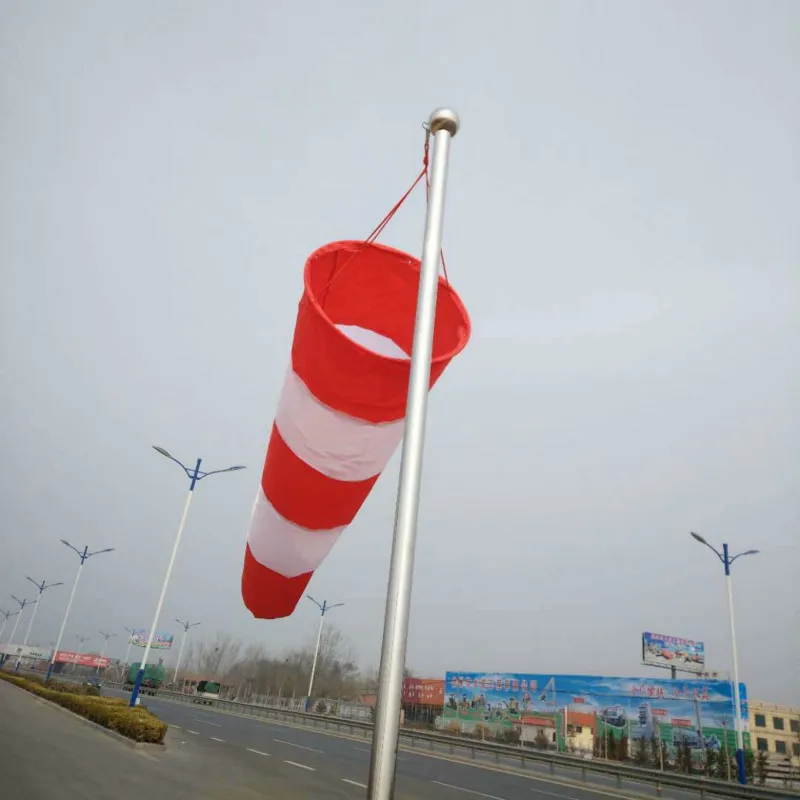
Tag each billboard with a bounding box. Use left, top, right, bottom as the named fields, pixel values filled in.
left=0, top=644, right=49, bottom=660
left=443, top=672, right=748, bottom=758
left=129, top=629, right=173, bottom=649
left=402, top=678, right=445, bottom=706
left=642, top=632, right=705, bottom=673
left=55, top=650, right=110, bottom=668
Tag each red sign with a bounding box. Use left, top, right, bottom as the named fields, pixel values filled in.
left=572, top=696, right=586, bottom=704
left=55, top=650, right=110, bottom=669
left=671, top=718, right=692, bottom=727
left=402, top=678, right=444, bottom=705
left=652, top=708, right=669, bottom=717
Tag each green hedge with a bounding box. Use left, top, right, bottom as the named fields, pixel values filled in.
left=0, top=673, right=167, bottom=744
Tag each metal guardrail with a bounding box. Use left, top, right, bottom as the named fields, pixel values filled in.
left=89, top=681, right=796, bottom=800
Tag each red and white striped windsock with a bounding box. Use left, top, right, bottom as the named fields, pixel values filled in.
left=242, top=240, right=471, bottom=619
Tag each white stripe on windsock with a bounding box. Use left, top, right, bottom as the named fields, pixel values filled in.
left=247, top=491, right=345, bottom=579
left=274, top=368, right=405, bottom=483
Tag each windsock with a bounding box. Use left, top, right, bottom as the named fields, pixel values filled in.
left=242, top=240, right=470, bottom=619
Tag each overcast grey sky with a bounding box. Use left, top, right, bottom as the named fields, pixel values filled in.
left=1, top=1, right=798, bottom=704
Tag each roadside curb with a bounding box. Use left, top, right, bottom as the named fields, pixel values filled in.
left=1, top=678, right=167, bottom=752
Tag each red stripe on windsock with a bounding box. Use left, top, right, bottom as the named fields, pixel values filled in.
left=262, top=423, right=378, bottom=530
left=242, top=545, right=312, bottom=620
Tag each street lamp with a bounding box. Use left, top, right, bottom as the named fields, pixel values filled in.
left=46, top=541, right=114, bottom=681
left=0, top=609, right=19, bottom=645
left=173, top=618, right=201, bottom=684
left=96, top=630, right=117, bottom=675
left=15, top=577, right=64, bottom=671
left=690, top=531, right=759, bottom=785
left=129, top=446, right=245, bottom=708
left=121, top=626, right=136, bottom=680
left=5, top=596, right=35, bottom=664
left=305, top=596, right=344, bottom=711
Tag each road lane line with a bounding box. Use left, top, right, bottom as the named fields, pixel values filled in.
left=433, top=781, right=507, bottom=800
left=284, top=760, right=315, bottom=771
left=273, top=738, right=323, bottom=753
left=529, top=789, right=584, bottom=800
left=342, top=779, right=368, bottom=788
left=247, top=748, right=271, bottom=757
left=210, top=736, right=226, bottom=742
left=194, top=718, right=223, bottom=727
left=110, top=691, right=630, bottom=799
left=187, top=730, right=199, bottom=735
left=169, top=724, right=181, bottom=729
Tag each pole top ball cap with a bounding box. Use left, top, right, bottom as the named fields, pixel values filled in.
left=428, top=108, right=460, bottom=137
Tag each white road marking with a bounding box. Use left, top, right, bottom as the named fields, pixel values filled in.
left=284, top=760, right=315, bottom=771
left=342, top=778, right=368, bottom=788
left=529, top=789, right=584, bottom=800
left=432, top=781, right=507, bottom=800
left=247, top=748, right=271, bottom=757
left=273, top=738, right=323, bottom=753
left=210, top=736, right=226, bottom=742
left=187, top=730, right=199, bottom=735
left=169, top=724, right=181, bottom=729
left=194, top=718, right=223, bottom=727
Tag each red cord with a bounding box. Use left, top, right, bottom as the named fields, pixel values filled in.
left=321, top=130, right=450, bottom=301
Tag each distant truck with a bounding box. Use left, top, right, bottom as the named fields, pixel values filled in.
left=192, top=680, right=221, bottom=705
left=125, top=662, right=165, bottom=695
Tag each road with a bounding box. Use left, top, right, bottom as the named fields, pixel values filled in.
left=101, top=686, right=704, bottom=800
left=1, top=673, right=710, bottom=799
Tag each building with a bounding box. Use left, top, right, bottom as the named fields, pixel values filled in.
left=749, top=700, right=800, bottom=769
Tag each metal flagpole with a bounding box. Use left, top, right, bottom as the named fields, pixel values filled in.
left=367, top=107, right=460, bottom=800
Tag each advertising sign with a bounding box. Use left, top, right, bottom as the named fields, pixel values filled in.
left=444, top=671, right=748, bottom=759
left=402, top=678, right=445, bottom=705
left=129, top=629, right=173, bottom=649
left=642, top=632, right=705, bottom=673
left=0, top=644, right=48, bottom=660
left=55, top=651, right=110, bottom=668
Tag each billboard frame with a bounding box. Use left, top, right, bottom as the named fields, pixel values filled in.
left=642, top=631, right=706, bottom=676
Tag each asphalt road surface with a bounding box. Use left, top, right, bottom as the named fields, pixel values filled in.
left=99, top=686, right=705, bottom=800
left=1, top=676, right=709, bottom=800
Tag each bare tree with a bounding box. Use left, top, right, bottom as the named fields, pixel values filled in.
left=185, top=631, right=242, bottom=678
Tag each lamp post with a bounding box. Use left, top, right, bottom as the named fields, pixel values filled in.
left=46, top=541, right=114, bottom=681
left=0, top=609, right=19, bottom=645
left=97, top=630, right=117, bottom=675
left=305, top=596, right=344, bottom=711
left=129, top=446, right=245, bottom=708
left=690, top=531, right=759, bottom=785
left=5, top=596, right=34, bottom=665
left=15, top=577, right=64, bottom=671
left=173, top=618, right=201, bottom=684
left=121, top=626, right=135, bottom=680
left=71, top=634, right=91, bottom=674
left=368, top=108, right=460, bottom=800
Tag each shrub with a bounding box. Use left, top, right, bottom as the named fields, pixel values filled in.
left=0, top=672, right=167, bottom=744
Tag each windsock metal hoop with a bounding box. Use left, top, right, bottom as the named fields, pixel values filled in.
left=242, top=239, right=470, bottom=620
